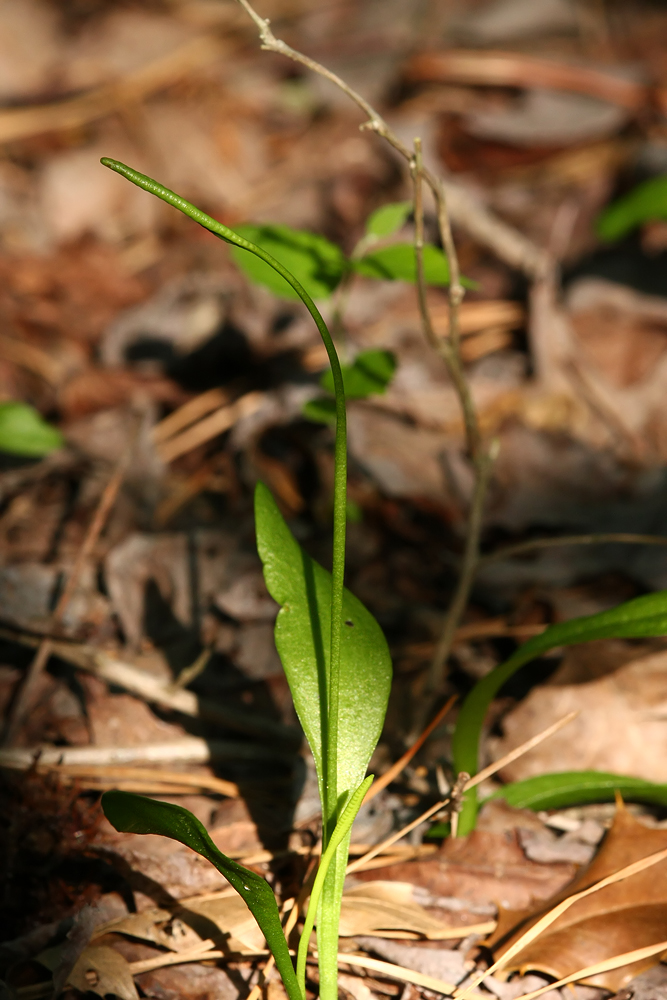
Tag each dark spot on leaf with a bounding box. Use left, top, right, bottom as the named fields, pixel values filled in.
left=345, top=620, right=354, bottom=627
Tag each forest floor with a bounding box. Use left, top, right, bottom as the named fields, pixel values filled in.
left=2, top=1, right=667, bottom=999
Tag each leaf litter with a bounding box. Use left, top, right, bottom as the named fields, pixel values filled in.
left=4, top=0, right=667, bottom=998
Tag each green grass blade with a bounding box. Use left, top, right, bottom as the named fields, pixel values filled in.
left=452, top=590, right=667, bottom=834
left=295, top=776, right=373, bottom=998
left=486, top=771, right=667, bottom=811
left=102, top=792, right=302, bottom=1000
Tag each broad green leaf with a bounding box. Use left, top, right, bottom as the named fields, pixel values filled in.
left=230, top=224, right=347, bottom=300
left=255, top=481, right=391, bottom=814
left=102, top=791, right=302, bottom=1000
left=320, top=349, right=397, bottom=399
left=597, top=174, right=667, bottom=242
left=452, top=590, right=667, bottom=834
left=302, top=397, right=336, bottom=424
left=365, top=201, right=412, bottom=238
left=486, top=772, right=667, bottom=811
left=0, top=402, right=63, bottom=457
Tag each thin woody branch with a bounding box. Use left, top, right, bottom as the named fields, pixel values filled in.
left=234, top=0, right=550, bottom=279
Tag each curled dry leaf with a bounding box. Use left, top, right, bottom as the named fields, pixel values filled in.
left=489, top=804, right=667, bottom=991
left=91, top=892, right=266, bottom=956
left=66, top=945, right=139, bottom=1000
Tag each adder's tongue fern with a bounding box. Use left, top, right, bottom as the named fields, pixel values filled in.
left=99, top=157, right=392, bottom=1000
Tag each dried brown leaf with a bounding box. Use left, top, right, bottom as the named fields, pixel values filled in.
left=92, top=892, right=265, bottom=957
left=490, top=805, right=667, bottom=991
left=340, top=882, right=495, bottom=939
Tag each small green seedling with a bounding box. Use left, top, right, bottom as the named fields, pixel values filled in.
left=596, top=174, right=667, bottom=242
left=229, top=201, right=468, bottom=302
left=99, top=158, right=392, bottom=1000
left=0, top=401, right=63, bottom=457
left=452, top=590, right=667, bottom=834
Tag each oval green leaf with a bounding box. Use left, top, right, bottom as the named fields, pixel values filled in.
left=0, top=402, right=63, bottom=457
left=230, top=224, right=347, bottom=300
left=255, top=481, right=391, bottom=810
left=102, top=791, right=302, bottom=1000
left=453, top=590, right=667, bottom=833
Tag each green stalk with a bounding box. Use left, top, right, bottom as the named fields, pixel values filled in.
left=100, top=158, right=349, bottom=1000
left=296, top=776, right=373, bottom=998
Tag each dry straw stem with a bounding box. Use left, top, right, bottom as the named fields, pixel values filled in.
left=481, top=532, right=667, bottom=565
left=0, top=627, right=298, bottom=746
left=2, top=430, right=138, bottom=746
left=156, top=391, right=265, bottom=462
left=347, top=710, right=577, bottom=875
left=455, top=846, right=667, bottom=999
left=334, top=953, right=487, bottom=998
left=152, top=387, right=229, bottom=444
left=412, top=134, right=494, bottom=696
left=31, top=763, right=239, bottom=798
left=364, top=694, right=457, bottom=803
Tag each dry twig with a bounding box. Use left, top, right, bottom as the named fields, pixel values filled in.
left=233, top=0, right=549, bottom=278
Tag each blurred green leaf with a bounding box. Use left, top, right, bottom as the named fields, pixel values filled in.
left=486, top=771, right=667, bottom=811
left=353, top=243, right=449, bottom=284
left=320, top=349, right=397, bottom=399
left=302, top=397, right=337, bottom=424
left=597, top=174, right=667, bottom=242
left=346, top=499, right=363, bottom=523
left=0, top=402, right=63, bottom=457
left=353, top=243, right=476, bottom=288
left=453, top=589, right=667, bottom=834
left=231, top=224, right=347, bottom=300
left=102, top=791, right=302, bottom=1000
left=365, top=201, right=412, bottom=238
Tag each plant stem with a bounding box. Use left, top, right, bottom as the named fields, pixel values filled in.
left=100, top=157, right=347, bottom=840
left=427, top=444, right=496, bottom=691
